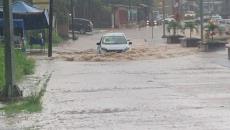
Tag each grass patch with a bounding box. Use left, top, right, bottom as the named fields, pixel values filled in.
left=15, top=50, right=35, bottom=79
left=0, top=47, right=35, bottom=91
left=0, top=95, right=42, bottom=114
left=0, top=73, right=52, bottom=114
left=52, top=32, right=63, bottom=45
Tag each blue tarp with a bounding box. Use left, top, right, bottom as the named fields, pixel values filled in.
left=0, top=1, right=49, bottom=30
left=12, top=1, right=42, bottom=13
left=0, top=19, right=24, bottom=29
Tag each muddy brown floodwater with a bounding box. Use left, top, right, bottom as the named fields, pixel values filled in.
left=55, top=44, right=197, bottom=62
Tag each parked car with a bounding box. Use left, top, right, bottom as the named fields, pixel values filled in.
left=148, top=18, right=162, bottom=26
left=96, top=33, right=132, bottom=53
left=184, top=11, right=196, bottom=19
left=70, top=18, right=93, bottom=34
left=164, top=18, right=175, bottom=24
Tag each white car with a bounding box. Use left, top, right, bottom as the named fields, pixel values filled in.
left=97, top=33, right=132, bottom=53
left=184, top=11, right=196, bottom=18
left=164, top=18, right=175, bottom=24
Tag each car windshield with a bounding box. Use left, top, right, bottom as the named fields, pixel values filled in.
left=102, top=36, right=127, bottom=44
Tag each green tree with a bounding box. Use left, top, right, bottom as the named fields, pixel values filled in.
left=205, top=22, right=219, bottom=40
left=183, top=22, right=198, bottom=39
left=53, top=0, right=70, bottom=24
left=167, top=21, right=182, bottom=36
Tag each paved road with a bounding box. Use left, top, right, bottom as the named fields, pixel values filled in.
left=1, top=26, right=230, bottom=130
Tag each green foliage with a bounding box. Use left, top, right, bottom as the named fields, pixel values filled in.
left=26, top=30, right=63, bottom=49
left=15, top=50, right=35, bottom=79
left=0, top=73, right=50, bottom=114
left=167, top=21, right=183, bottom=36
left=205, top=22, right=219, bottom=32
left=0, top=47, right=35, bottom=91
left=0, top=95, right=42, bottom=114
left=52, top=32, right=63, bottom=45
left=53, top=0, right=71, bottom=24
left=205, top=22, right=220, bottom=40
left=183, top=22, right=198, bottom=38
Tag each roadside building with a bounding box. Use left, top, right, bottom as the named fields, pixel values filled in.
left=31, top=0, right=49, bottom=10
left=221, top=0, right=230, bottom=18
left=182, top=0, right=198, bottom=13
left=203, top=0, right=223, bottom=15
left=112, top=4, right=138, bottom=28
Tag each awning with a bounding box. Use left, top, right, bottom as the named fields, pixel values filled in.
left=0, top=19, right=24, bottom=29
left=0, top=1, right=49, bottom=30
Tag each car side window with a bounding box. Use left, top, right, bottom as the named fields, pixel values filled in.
left=103, top=38, right=110, bottom=43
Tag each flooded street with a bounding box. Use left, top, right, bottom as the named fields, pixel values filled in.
left=1, top=27, right=230, bottom=130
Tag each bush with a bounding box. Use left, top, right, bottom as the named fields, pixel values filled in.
left=15, top=50, right=35, bottom=77
left=52, top=32, right=63, bottom=45
left=0, top=47, right=35, bottom=91
left=44, top=31, right=63, bottom=45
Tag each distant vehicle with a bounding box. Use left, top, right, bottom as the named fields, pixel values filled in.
left=146, top=20, right=150, bottom=26
left=146, top=19, right=161, bottom=26
left=148, top=17, right=162, bottom=26
left=70, top=18, right=93, bottom=34
left=219, top=19, right=230, bottom=25
left=96, top=33, right=132, bottom=53
left=164, top=18, right=175, bottom=24
left=152, top=11, right=162, bottom=25
left=184, top=11, right=196, bottom=19
left=195, top=16, right=219, bottom=24
left=211, top=15, right=222, bottom=20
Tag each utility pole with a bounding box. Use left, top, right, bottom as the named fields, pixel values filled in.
left=48, top=0, right=53, bottom=57
left=162, top=0, right=166, bottom=38
left=71, top=0, right=75, bottom=40
left=128, top=0, right=131, bottom=22
left=3, top=0, right=16, bottom=98
left=200, top=0, right=204, bottom=43
left=152, top=24, right=154, bottom=39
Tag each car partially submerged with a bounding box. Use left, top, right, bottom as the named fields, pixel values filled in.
left=97, top=33, right=132, bottom=53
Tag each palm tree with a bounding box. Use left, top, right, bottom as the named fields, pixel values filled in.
left=166, top=21, right=184, bottom=43
left=167, top=21, right=182, bottom=36
left=205, top=22, right=219, bottom=40
left=183, top=21, right=198, bottom=39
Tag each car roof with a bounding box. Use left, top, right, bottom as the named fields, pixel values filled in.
left=103, top=33, right=125, bottom=37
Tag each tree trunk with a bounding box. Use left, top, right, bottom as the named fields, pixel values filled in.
left=173, top=27, right=176, bottom=36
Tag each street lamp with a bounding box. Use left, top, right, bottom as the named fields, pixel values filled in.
left=128, top=0, right=131, bottom=22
